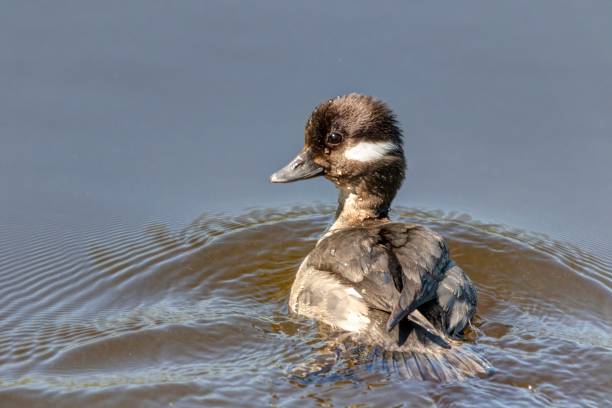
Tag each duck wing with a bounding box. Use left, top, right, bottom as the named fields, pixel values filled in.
left=307, top=223, right=449, bottom=332
left=380, top=224, right=450, bottom=331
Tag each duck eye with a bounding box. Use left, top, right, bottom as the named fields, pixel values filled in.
left=326, top=132, right=343, bottom=145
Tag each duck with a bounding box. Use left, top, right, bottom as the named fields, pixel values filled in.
left=270, top=93, right=488, bottom=380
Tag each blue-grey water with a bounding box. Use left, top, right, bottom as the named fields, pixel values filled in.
left=1, top=1, right=611, bottom=407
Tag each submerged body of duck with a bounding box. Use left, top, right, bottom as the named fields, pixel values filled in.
left=271, top=93, right=488, bottom=380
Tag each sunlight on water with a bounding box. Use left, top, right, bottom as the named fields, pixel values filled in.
left=0, top=207, right=610, bottom=406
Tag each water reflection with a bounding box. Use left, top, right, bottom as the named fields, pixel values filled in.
left=0, top=207, right=609, bottom=406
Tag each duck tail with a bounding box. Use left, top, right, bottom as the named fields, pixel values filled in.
left=373, top=346, right=491, bottom=382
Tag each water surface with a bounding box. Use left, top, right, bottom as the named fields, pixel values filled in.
left=1, top=1, right=612, bottom=406
left=0, top=207, right=610, bottom=406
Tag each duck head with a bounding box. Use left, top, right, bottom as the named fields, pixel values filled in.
left=270, top=93, right=406, bottom=225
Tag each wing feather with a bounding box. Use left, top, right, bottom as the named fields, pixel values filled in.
left=307, top=223, right=450, bottom=332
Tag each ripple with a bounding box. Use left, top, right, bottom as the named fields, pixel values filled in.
left=0, top=206, right=610, bottom=406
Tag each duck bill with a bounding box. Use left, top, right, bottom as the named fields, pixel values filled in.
left=270, top=148, right=324, bottom=183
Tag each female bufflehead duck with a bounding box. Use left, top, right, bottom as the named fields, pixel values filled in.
left=270, top=94, right=487, bottom=380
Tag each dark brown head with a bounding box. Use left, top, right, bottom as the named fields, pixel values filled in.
left=270, top=94, right=406, bottom=205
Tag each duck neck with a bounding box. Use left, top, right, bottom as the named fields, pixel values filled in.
left=330, top=171, right=400, bottom=231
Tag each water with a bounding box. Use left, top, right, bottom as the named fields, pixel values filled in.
left=1, top=1, right=612, bottom=406
left=0, top=207, right=610, bottom=406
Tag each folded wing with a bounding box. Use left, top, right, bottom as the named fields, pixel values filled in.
left=307, top=223, right=450, bottom=333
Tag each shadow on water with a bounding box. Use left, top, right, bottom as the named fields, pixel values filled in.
left=0, top=206, right=610, bottom=407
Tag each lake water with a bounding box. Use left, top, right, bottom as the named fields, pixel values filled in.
left=1, top=1, right=611, bottom=407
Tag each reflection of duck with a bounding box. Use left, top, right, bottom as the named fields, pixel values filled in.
left=270, top=93, right=486, bottom=379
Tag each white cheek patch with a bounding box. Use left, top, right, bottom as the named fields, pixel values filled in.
left=344, top=141, right=398, bottom=162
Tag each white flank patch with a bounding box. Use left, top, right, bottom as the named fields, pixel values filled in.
left=344, top=141, right=398, bottom=162
left=340, top=310, right=370, bottom=332
left=345, top=287, right=363, bottom=298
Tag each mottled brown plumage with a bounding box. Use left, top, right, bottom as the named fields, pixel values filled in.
left=270, top=94, right=487, bottom=380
